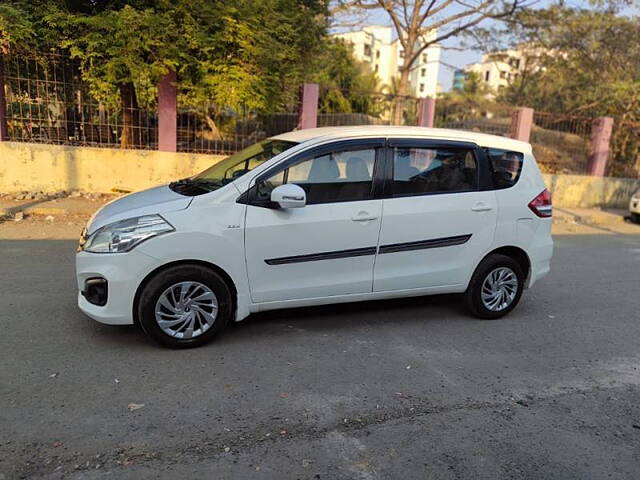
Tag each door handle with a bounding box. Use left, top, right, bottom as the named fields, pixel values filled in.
left=352, top=213, right=378, bottom=222
left=471, top=203, right=493, bottom=212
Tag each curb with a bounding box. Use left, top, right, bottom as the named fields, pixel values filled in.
left=554, top=208, right=626, bottom=227
left=23, top=206, right=69, bottom=216
left=0, top=198, right=69, bottom=222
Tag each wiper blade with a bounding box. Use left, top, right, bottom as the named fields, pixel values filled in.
left=170, top=177, right=221, bottom=191
left=192, top=178, right=224, bottom=188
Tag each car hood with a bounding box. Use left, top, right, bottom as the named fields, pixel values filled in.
left=87, top=185, right=193, bottom=234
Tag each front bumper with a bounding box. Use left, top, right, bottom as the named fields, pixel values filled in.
left=76, top=248, right=158, bottom=325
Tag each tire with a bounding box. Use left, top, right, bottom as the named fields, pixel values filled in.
left=631, top=212, right=640, bottom=224
left=137, top=264, right=233, bottom=348
left=464, top=254, right=525, bottom=320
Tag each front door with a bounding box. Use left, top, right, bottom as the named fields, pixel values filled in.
left=373, top=139, right=497, bottom=292
left=244, top=139, right=385, bottom=304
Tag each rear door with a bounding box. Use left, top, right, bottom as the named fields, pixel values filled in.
left=243, top=139, right=386, bottom=303
left=373, top=139, right=497, bottom=292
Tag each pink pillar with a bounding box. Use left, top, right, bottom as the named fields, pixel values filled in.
left=417, top=97, right=436, bottom=128
left=587, top=117, right=614, bottom=177
left=510, top=107, right=534, bottom=142
left=0, top=56, right=8, bottom=141
left=157, top=70, right=177, bottom=152
left=297, top=83, right=319, bottom=129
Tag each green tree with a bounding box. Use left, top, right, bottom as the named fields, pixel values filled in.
left=1, top=0, right=331, bottom=146
left=311, top=39, right=383, bottom=116
left=494, top=6, right=640, bottom=175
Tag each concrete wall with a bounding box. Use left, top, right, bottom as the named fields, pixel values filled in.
left=1, top=142, right=638, bottom=208
left=543, top=173, right=640, bottom=209
left=0, top=142, right=224, bottom=193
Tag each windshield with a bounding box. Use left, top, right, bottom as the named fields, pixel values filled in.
left=193, top=139, right=297, bottom=187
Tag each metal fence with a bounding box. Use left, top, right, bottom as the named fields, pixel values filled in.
left=176, top=106, right=299, bottom=155
left=2, top=54, right=157, bottom=150
left=1, top=53, right=638, bottom=177
left=530, top=111, right=593, bottom=175
left=1, top=53, right=295, bottom=155
left=317, top=86, right=419, bottom=127
left=435, top=102, right=514, bottom=137
left=609, top=120, right=640, bottom=178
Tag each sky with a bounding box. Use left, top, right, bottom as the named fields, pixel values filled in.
left=336, top=0, right=638, bottom=91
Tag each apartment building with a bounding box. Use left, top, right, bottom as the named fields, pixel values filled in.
left=332, top=25, right=441, bottom=98
left=459, top=45, right=543, bottom=93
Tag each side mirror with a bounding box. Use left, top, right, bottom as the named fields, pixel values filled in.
left=271, top=184, right=306, bottom=209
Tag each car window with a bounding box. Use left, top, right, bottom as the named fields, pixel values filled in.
left=255, top=148, right=376, bottom=204
left=391, top=147, right=478, bottom=196
left=193, top=139, right=296, bottom=188
left=484, top=148, right=524, bottom=189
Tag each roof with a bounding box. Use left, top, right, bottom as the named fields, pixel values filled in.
left=272, top=126, right=531, bottom=153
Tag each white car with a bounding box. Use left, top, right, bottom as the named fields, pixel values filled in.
left=630, top=190, right=640, bottom=223
left=76, top=126, right=553, bottom=348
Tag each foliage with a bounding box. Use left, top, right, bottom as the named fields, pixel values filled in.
left=312, top=39, right=383, bottom=115
left=0, top=0, right=333, bottom=112
left=492, top=6, right=640, bottom=175
left=440, top=72, right=491, bottom=108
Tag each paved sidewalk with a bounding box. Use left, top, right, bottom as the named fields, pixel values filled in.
left=553, top=207, right=640, bottom=235
left=1, top=195, right=115, bottom=220
left=554, top=207, right=627, bottom=225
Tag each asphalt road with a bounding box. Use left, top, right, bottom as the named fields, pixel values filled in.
left=1, top=232, right=640, bottom=479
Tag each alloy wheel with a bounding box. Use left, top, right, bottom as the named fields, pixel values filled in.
left=154, top=281, right=218, bottom=339
left=480, top=267, right=518, bottom=312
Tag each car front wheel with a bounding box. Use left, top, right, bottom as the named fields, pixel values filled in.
left=137, top=264, right=232, bottom=348
left=465, top=254, right=525, bottom=319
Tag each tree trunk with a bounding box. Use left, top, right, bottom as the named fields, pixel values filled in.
left=119, top=82, right=140, bottom=148
left=393, top=62, right=412, bottom=125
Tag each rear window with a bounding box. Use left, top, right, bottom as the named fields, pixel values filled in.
left=484, top=148, right=524, bottom=189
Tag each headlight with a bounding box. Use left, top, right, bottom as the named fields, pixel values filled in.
left=82, top=215, right=174, bottom=253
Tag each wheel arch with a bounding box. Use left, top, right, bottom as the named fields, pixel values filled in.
left=482, top=245, right=531, bottom=284
left=132, top=259, right=238, bottom=324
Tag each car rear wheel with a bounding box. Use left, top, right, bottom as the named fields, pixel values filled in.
left=465, top=254, right=525, bottom=319
left=631, top=213, right=640, bottom=224
left=137, top=265, right=232, bottom=348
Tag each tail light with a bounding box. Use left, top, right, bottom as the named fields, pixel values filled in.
left=528, top=189, right=552, bottom=217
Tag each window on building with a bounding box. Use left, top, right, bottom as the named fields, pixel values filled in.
left=391, top=147, right=478, bottom=196
left=399, top=49, right=404, bottom=58
left=485, top=71, right=490, bottom=82
left=364, top=44, right=372, bottom=57
left=508, top=58, right=521, bottom=69
left=419, top=83, right=425, bottom=92
left=500, top=71, right=507, bottom=79
left=376, top=50, right=380, bottom=59
left=422, top=54, right=427, bottom=63
left=375, top=64, right=379, bottom=73
left=421, top=68, right=426, bottom=77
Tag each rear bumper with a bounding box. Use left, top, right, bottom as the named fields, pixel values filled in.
left=76, top=249, right=158, bottom=325
left=527, top=233, right=553, bottom=288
